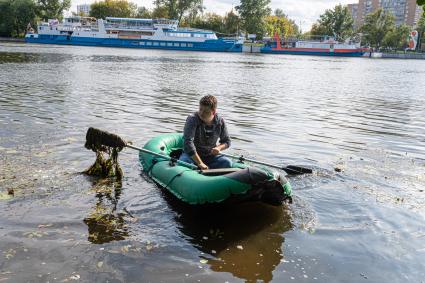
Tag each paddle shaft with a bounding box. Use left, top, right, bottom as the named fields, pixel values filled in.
left=221, top=152, right=286, bottom=169
left=126, top=144, right=198, bottom=170
left=221, top=152, right=309, bottom=173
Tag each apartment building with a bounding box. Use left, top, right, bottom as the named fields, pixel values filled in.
left=349, top=0, right=422, bottom=27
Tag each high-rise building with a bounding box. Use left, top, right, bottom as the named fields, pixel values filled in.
left=349, top=0, right=422, bottom=27
left=348, top=4, right=359, bottom=28
left=77, top=4, right=91, bottom=16
left=380, top=0, right=422, bottom=26
left=405, top=0, right=423, bottom=26
left=355, top=0, right=380, bottom=27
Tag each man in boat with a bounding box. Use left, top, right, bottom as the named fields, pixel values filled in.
left=179, top=95, right=232, bottom=170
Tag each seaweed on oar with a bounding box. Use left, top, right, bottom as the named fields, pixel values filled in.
left=84, top=128, right=126, bottom=180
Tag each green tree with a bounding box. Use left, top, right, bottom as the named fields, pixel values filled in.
left=0, top=0, right=15, bottom=37
left=360, top=8, right=395, bottom=49
left=236, top=0, right=271, bottom=38
left=417, top=0, right=424, bottom=6
left=36, top=0, right=71, bottom=20
left=0, top=0, right=37, bottom=37
left=418, top=9, right=425, bottom=34
left=223, top=9, right=240, bottom=34
left=264, top=14, right=298, bottom=37
left=153, top=0, right=203, bottom=22
left=151, top=5, right=168, bottom=18
left=13, top=0, right=37, bottom=36
left=274, top=8, right=285, bottom=18
left=382, top=24, right=410, bottom=50
left=310, top=4, right=353, bottom=41
left=190, top=13, right=223, bottom=32
left=189, top=9, right=240, bottom=35
left=90, top=0, right=137, bottom=19
left=136, top=6, right=151, bottom=18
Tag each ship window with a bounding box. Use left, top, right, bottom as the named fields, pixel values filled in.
left=188, top=43, right=193, bottom=47
left=181, top=43, right=187, bottom=47
left=173, top=43, right=179, bottom=47
left=167, top=42, right=173, bottom=46
left=139, top=41, right=145, bottom=45
left=160, top=42, right=166, bottom=46
left=153, top=42, right=159, bottom=46
left=146, top=42, right=152, bottom=45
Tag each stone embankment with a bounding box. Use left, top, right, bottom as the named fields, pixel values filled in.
left=0, top=37, right=25, bottom=42
left=370, top=52, right=425, bottom=60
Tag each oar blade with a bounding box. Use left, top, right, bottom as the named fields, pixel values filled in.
left=283, top=165, right=313, bottom=175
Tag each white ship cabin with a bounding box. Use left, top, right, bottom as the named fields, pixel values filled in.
left=34, top=16, right=219, bottom=42
left=36, top=16, right=97, bottom=34
left=103, top=17, right=218, bottom=41
left=295, top=39, right=361, bottom=50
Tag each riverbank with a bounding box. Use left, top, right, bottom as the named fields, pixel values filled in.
left=370, top=51, right=425, bottom=59
left=0, top=37, right=25, bottom=42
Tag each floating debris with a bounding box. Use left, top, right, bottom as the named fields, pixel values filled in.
left=0, top=192, right=13, bottom=200
left=37, top=223, right=53, bottom=228
left=334, top=165, right=344, bottom=172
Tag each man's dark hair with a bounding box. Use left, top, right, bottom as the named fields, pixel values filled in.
left=199, top=95, right=217, bottom=110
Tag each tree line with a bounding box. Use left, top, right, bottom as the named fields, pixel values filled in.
left=0, top=0, right=299, bottom=38
left=0, top=0, right=423, bottom=48
left=309, top=3, right=425, bottom=50
left=0, top=0, right=70, bottom=37
left=88, top=0, right=299, bottom=38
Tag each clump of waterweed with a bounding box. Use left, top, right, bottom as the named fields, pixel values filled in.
left=84, top=127, right=126, bottom=180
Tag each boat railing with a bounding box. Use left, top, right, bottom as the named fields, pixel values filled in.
left=104, top=24, right=155, bottom=31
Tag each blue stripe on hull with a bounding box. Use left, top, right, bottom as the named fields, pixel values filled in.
left=25, top=35, right=242, bottom=53
left=260, top=48, right=365, bottom=57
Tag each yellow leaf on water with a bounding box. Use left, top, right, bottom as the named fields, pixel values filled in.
left=200, top=259, right=208, bottom=264
left=121, top=245, right=130, bottom=253
left=38, top=224, right=53, bottom=228
left=97, top=261, right=103, bottom=268
left=0, top=192, right=13, bottom=200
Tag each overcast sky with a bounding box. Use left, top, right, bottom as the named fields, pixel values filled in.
left=70, top=0, right=356, bottom=31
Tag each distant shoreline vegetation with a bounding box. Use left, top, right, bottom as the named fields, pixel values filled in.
left=0, top=0, right=424, bottom=51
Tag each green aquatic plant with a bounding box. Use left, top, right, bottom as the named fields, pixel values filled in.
left=84, top=127, right=126, bottom=180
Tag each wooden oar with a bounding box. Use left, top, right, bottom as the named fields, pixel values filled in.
left=85, top=127, right=198, bottom=170
left=221, top=153, right=313, bottom=175
left=85, top=127, right=313, bottom=175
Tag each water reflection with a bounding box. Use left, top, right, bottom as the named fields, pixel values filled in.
left=83, top=179, right=132, bottom=244
left=167, top=195, right=293, bottom=283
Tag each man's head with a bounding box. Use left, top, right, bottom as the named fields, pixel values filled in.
left=198, top=95, right=217, bottom=123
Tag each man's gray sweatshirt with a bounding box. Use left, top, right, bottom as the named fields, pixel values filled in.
left=183, top=113, right=231, bottom=158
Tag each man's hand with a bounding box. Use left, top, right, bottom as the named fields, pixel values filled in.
left=211, top=147, right=221, bottom=155
left=198, top=163, right=209, bottom=170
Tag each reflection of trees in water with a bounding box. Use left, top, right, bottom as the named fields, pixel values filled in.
left=165, top=193, right=293, bottom=283
left=83, top=179, right=133, bottom=244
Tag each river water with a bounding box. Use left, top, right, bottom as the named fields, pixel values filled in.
left=0, top=42, right=424, bottom=282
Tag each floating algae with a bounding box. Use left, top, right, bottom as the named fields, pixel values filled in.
left=84, top=128, right=126, bottom=180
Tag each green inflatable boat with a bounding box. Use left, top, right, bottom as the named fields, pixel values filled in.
left=139, top=133, right=292, bottom=206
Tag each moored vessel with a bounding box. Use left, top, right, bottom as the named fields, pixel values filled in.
left=261, top=33, right=367, bottom=57
left=25, top=16, right=243, bottom=52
